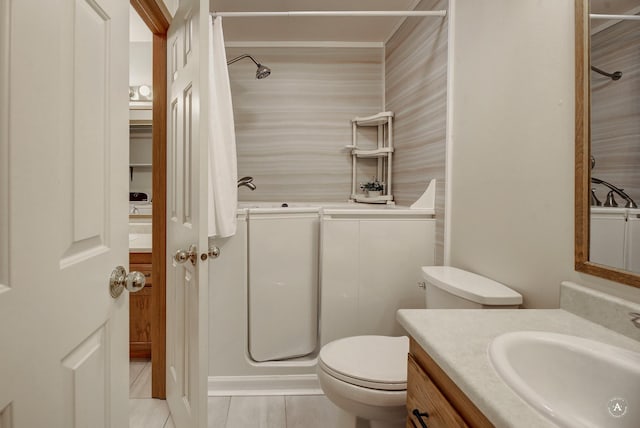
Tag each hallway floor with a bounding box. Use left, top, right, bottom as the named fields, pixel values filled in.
left=129, top=361, right=343, bottom=428
left=130, top=359, right=174, bottom=428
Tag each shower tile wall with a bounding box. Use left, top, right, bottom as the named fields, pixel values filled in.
left=227, top=47, right=383, bottom=202
left=385, top=0, right=448, bottom=264
left=591, top=20, right=640, bottom=204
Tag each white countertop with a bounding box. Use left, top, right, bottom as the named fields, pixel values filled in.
left=397, top=309, right=640, bottom=428
left=129, top=233, right=152, bottom=253
left=129, top=221, right=152, bottom=253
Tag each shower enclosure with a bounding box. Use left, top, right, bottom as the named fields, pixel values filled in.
left=208, top=203, right=435, bottom=395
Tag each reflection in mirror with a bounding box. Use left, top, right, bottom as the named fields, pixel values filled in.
left=589, top=1, right=640, bottom=274
left=575, top=0, right=640, bottom=288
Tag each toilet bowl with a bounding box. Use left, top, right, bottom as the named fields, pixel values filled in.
left=317, top=266, right=523, bottom=427
left=317, top=336, right=408, bottom=428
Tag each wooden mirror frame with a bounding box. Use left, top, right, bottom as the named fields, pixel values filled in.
left=574, top=0, right=640, bottom=288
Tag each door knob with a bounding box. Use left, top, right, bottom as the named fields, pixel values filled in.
left=174, top=244, right=197, bottom=266
left=110, top=266, right=146, bottom=298
left=208, top=245, right=221, bottom=259
left=200, top=246, right=221, bottom=261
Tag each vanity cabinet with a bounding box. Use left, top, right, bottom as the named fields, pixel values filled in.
left=407, top=338, right=493, bottom=428
left=130, top=252, right=152, bottom=358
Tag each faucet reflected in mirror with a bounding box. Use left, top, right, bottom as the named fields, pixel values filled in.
left=237, top=176, right=256, bottom=190
left=590, top=156, right=637, bottom=208
left=591, top=176, right=638, bottom=208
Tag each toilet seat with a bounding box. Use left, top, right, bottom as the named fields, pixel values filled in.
left=318, top=336, right=409, bottom=391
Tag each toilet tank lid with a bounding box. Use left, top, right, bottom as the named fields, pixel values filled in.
left=421, top=266, right=523, bottom=305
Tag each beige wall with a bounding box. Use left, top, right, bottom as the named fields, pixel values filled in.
left=385, top=0, right=448, bottom=264
left=228, top=46, right=383, bottom=202
left=129, top=42, right=152, bottom=86
left=447, top=0, right=640, bottom=307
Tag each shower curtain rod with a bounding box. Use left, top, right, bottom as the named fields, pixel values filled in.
left=590, top=14, right=640, bottom=21
left=210, top=10, right=447, bottom=18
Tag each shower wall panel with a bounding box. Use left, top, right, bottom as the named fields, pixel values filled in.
left=385, top=0, right=449, bottom=265
left=228, top=46, right=383, bottom=202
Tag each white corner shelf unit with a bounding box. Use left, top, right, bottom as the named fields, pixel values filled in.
left=129, top=117, right=153, bottom=181
left=349, top=111, right=395, bottom=204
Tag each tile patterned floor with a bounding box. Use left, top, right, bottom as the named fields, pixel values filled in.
left=129, top=361, right=344, bottom=428
left=129, top=359, right=174, bottom=428
left=210, top=395, right=344, bottom=428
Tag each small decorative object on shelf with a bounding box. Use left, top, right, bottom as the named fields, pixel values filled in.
left=360, top=179, right=384, bottom=197
left=349, top=111, right=395, bottom=204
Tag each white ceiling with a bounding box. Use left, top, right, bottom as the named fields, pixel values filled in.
left=130, top=1, right=640, bottom=44
left=590, top=0, right=640, bottom=33
left=591, top=0, right=639, bottom=14
left=210, top=0, right=422, bottom=43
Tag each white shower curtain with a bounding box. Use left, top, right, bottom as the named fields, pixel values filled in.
left=208, top=16, right=237, bottom=238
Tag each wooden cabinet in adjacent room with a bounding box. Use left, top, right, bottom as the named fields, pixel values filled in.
left=130, top=252, right=152, bottom=358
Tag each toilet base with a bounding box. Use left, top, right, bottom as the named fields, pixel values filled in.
left=318, top=367, right=406, bottom=428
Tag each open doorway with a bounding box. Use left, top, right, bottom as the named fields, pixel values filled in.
left=128, top=111, right=154, bottom=385
left=129, top=4, right=154, bottom=404
left=129, top=0, right=170, bottom=403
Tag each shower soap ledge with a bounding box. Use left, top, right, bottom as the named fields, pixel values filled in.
left=351, top=147, right=394, bottom=158
left=352, top=111, right=394, bottom=126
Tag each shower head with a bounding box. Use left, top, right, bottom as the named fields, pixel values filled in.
left=227, top=54, right=271, bottom=79
left=591, top=65, right=622, bottom=81
left=256, top=64, right=271, bottom=79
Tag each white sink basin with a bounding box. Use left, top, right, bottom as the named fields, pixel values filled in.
left=489, top=331, right=640, bottom=428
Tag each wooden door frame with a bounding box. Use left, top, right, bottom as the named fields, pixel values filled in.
left=130, top=0, right=170, bottom=398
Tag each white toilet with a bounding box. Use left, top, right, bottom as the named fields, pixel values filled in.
left=317, top=266, right=523, bottom=428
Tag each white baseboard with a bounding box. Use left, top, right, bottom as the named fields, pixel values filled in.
left=208, top=374, right=322, bottom=396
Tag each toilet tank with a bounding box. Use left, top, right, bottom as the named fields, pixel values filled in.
left=422, top=266, right=522, bottom=309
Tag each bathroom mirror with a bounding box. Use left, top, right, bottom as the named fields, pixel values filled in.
left=575, top=0, right=640, bottom=288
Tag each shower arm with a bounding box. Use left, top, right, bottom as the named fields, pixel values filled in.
left=227, top=54, right=260, bottom=67
left=590, top=65, right=622, bottom=81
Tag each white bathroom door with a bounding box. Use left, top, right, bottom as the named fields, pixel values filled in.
left=0, top=0, right=130, bottom=427
left=165, top=0, right=210, bottom=427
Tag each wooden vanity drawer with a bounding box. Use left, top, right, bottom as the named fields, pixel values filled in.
left=130, top=285, right=152, bottom=358
left=129, top=252, right=152, bottom=358
left=408, top=338, right=494, bottom=428
left=407, top=354, right=468, bottom=428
